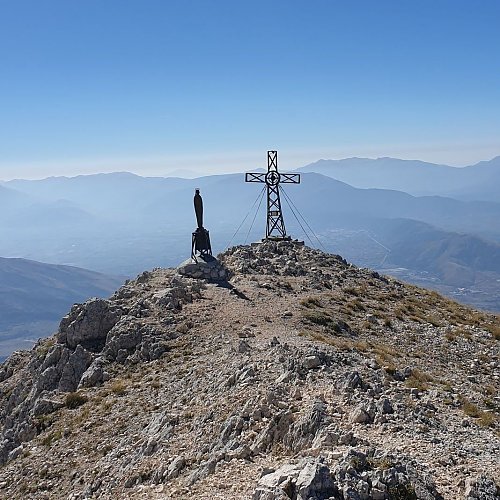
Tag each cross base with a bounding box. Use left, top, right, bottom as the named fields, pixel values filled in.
left=263, top=236, right=292, bottom=242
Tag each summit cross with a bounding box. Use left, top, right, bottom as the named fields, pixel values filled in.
left=245, top=150, right=300, bottom=239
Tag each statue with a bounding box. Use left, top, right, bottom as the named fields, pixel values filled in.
left=178, top=187, right=228, bottom=281
left=194, top=189, right=204, bottom=228
left=191, top=189, right=212, bottom=260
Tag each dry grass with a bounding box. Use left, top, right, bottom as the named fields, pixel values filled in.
left=352, top=340, right=369, bottom=352
left=426, top=315, right=443, bottom=327
left=110, top=379, right=127, bottom=396
left=72, top=407, right=90, bottom=426
left=385, top=288, right=496, bottom=338
left=486, top=323, right=500, bottom=340
left=483, top=384, right=497, bottom=396
left=349, top=299, right=366, bottom=312
left=302, top=310, right=332, bottom=327
left=405, top=369, right=435, bottom=391
left=459, top=396, right=497, bottom=427
left=445, top=330, right=458, bottom=342
left=371, top=342, right=399, bottom=361
left=65, top=392, right=88, bottom=409
left=303, top=331, right=354, bottom=351
left=41, top=430, right=63, bottom=447
left=36, top=338, right=56, bottom=358
left=478, top=412, right=497, bottom=428
left=300, top=296, right=322, bottom=308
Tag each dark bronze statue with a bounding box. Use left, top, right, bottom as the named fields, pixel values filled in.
left=191, top=188, right=212, bottom=260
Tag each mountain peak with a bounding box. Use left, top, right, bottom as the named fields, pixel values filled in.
left=0, top=241, right=498, bottom=498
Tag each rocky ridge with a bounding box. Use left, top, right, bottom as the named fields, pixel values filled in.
left=0, top=240, right=498, bottom=499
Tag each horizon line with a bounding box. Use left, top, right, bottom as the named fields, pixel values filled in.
left=1, top=152, right=499, bottom=182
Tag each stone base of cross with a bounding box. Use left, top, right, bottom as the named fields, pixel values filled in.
left=245, top=151, right=300, bottom=239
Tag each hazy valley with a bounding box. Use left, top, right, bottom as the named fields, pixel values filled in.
left=1, top=157, right=500, bottom=323
left=0, top=258, right=123, bottom=362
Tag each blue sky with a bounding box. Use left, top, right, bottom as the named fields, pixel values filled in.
left=1, top=0, right=499, bottom=179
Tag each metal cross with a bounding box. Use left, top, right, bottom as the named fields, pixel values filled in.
left=245, top=150, right=300, bottom=239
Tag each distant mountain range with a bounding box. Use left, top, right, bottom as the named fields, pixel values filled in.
left=297, top=155, right=500, bottom=202
left=1, top=158, right=499, bottom=312
left=0, top=257, right=123, bottom=361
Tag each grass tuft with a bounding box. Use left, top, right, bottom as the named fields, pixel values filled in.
left=65, top=392, right=88, bottom=409
left=110, top=379, right=127, bottom=396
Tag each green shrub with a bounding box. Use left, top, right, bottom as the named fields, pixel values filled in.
left=41, top=430, right=62, bottom=447
left=65, top=392, right=88, bottom=409
left=388, top=483, right=417, bottom=500
left=303, top=310, right=332, bottom=326
left=36, top=338, right=55, bottom=358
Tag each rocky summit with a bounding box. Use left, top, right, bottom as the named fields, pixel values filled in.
left=0, top=240, right=499, bottom=499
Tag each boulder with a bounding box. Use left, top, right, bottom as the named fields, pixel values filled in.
left=253, top=459, right=337, bottom=500
left=349, top=405, right=372, bottom=424
left=253, top=463, right=301, bottom=500
left=57, top=298, right=122, bottom=350
left=78, top=357, right=106, bottom=388
left=342, top=371, right=365, bottom=392
left=377, top=397, right=394, bottom=415
left=103, top=317, right=143, bottom=361
left=303, top=355, right=321, bottom=370
left=296, top=460, right=337, bottom=499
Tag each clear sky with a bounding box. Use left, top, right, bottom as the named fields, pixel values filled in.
left=1, top=0, right=499, bottom=179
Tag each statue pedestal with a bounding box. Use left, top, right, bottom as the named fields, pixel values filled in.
left=192, top=227, right=212, bottom=259
left=177, top=255, right=228, bottom=281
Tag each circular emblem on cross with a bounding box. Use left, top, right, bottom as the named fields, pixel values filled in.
left=265, top=170, right=280, bottom=186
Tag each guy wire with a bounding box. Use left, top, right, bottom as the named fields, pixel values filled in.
left=280, top=186, right=327, bottom=251
left=226, top=186, right=266, bottom=248
left=279, top=186, right=315, bottom=247
left=244, top=187, right=266, bottom=244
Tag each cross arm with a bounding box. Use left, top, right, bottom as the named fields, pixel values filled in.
left=245, top=172, right=266, bottom=183
left=280, top=173, right=301, bottom=184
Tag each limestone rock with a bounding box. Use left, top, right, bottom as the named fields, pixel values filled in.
left=78, top=357, right=106, bottom=388
left=349, top=404, right=373, bottom=424
left=32, top=396, right=64, bottom=416
left=295, top=460, right=337, bottom=499
left=167, top=455, right=186, bottom=480
left=302, top=354, right=321, bottom=370
left=377, top=397, right=394, bottom=415
left=103, top=317, right=143, bottom=361
left=58, top=345, right=93, bottom=392
left=57, top=298, right=122, bottom=350
left=285, top=399, right=328, bottom=451
left=253, top=462, right=302, bottom=499
left=253, top=459, right=337, bottom=500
